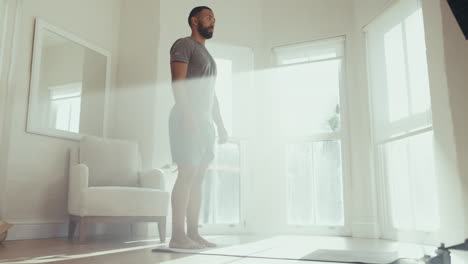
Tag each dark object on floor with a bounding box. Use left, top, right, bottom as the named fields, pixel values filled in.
left=447, top=0, right=468, bottom=39
left=422, top=239, right=468, bottom=264
left=447, top=239, right=468, bottom=250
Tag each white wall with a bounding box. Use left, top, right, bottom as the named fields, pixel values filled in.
left=80, top=49, right=107, bottom=136
left=108, top=0, right=160, bottom=169
left=1, top=0, right=120, bottom=239
left=0, top=0, right=22, bottom=221
left=417, top=0, right=465, bottom=244
left=436, top=0, right=468, bottom=240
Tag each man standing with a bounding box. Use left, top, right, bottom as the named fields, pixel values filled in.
left=168, top=6, right=228, bottom=249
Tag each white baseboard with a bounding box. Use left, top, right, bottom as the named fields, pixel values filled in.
left=6, top=221, right=149, bottom=241
left=7, top=222, right=68, bottom=240
left=5, top=221, right=382, bottom=241
left=352, top=222, right=380, bottom=238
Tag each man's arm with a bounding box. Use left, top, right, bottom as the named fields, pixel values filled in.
left=171, top=62, right=198, bottom=133
left=212, top=94, right=228, bottom=144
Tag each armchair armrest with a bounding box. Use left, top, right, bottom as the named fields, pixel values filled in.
left=139, top=169, right=165, bottom=190
left=68, top=164, right=89, bottom=215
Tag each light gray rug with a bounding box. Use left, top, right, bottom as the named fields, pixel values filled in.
left=152, top=247, right=418, bottom=263
left=301, top=249, right=402, bottom=263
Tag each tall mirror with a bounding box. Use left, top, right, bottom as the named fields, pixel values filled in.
left=27, top=19, right=110, bottom=140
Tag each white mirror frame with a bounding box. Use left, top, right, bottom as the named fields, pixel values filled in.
left=27, top=18, right=111, bottom=141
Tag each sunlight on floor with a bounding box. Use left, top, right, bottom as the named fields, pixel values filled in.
left=154, top=236, right=430, bottom=264
left=2, top=236, right=468, bottom=264
left=0, top=242, right=165, bottom=264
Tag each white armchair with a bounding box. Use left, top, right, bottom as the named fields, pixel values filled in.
left=68, top=136, right=169, bottom=242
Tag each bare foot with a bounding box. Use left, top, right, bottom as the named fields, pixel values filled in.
left=188, top=234, right=217, bottom=248
left=169, top=237, right=204, bottom=249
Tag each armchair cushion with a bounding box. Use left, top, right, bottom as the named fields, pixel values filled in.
left=80, top=187, right=169, bottom=217
left=79, top=136, right=140, bottom=187
left=139, top=169, right=165, bottom=190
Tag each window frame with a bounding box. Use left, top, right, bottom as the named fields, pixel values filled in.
left=364, top=0, right=439, bottom=242
left=47, top=82, right=82, bottom=133
left=198, top=43, right=254, bottom=234
left=272, top=36, right=352, bottom=235
left=198, top=138, right=248, bottom=234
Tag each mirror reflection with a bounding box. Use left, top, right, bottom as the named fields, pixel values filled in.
left=28, top=20, right=109, bottom=140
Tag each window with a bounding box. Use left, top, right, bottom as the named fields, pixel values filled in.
left=273, top=36, right=346, bottom=227
left=48, top=82, right=82, bottom=133
left=366, top=0, right=439, bottom=233
left=286, top=140, right=343, bottom=226
left=213, top=58, right=233, bottom=135
left=380, top=131, right=437, bottom=231
left=200, top=44, right=253, bottom=228
left=201, top=142, right=241, bottom=225
left=200, top=56, right=240, bottom=226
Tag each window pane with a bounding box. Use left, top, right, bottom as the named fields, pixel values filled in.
left=383, top=131, right=439, bottom=231
left=48, top=83, right=82, bottom=133
left=54, top=100, right=70, bottom=131
left=405, top=9, right=431, bottom=115
left=410, top=131, right=438, bottom=231
left=384, top=23, right=409, bottom=123
left=69, top=97, right=81, bottom=133
left=275, top=60, right=342, bottom=136
left=214, top=58, right=233, bottom=136
left=286, top=140, right=344, bottom=226
left=52, top=96, right=81, bottom=132
left=201, top=142, right=240, bottom=225
left=367, top=1, right=432, bottom=141
left=383, top=137, right=413, bottom=229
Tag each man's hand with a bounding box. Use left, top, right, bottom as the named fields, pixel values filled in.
left=217, top=127, right=228, bottom=144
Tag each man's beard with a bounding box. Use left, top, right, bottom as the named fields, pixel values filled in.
left=198, top=24, right=213, bottom=39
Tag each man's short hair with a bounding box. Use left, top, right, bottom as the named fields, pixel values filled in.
left=188, top=6, right=212, bottom=26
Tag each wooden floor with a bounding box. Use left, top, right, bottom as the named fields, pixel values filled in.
left=1, top=235, right=468, bottom=264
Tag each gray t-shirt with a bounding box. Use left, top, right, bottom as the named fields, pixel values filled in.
left=170, top=37, right=217, bottom=121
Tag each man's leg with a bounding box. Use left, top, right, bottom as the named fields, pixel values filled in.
left=186, top=161, right=217, bottom=247
left=169, top=163, right=203, bottom=249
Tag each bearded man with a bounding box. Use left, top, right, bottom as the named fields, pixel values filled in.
left=168, top=6, right=228, bottom=249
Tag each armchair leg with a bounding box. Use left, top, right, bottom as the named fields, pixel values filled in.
left=130, top=223, right=135, bottom=239
left=78, top=217, right=87, bottom=243
left=68, top=217, right=77, bottom=240
left=158, top=217, right=166, bottom=243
